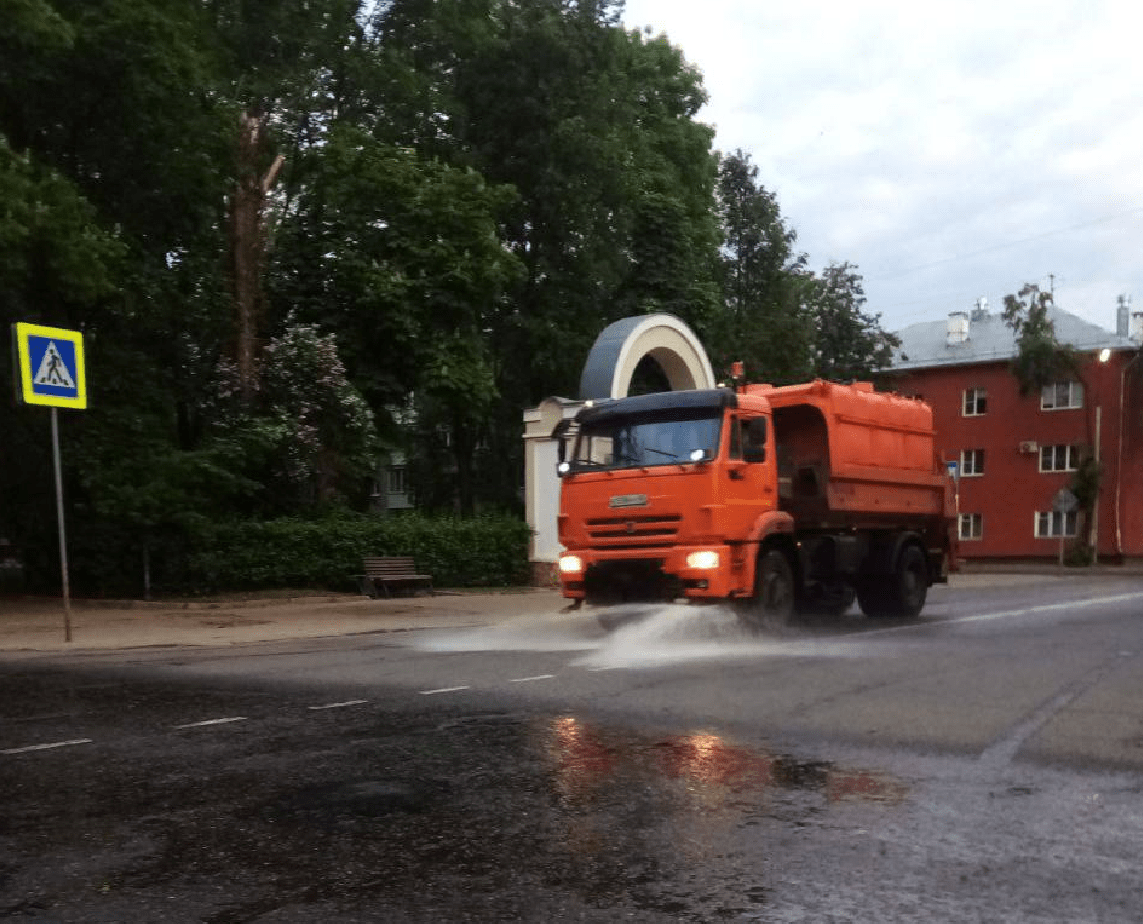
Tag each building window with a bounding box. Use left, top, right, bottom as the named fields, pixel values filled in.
left=1035, top=510, right=1078, bottom=538
left=959, top=513, right=983, bottom=540
left=1041, top=381, right=1083, bottom=410
left=1039, top=444, right=1080, bottom=473
left=388, top=466, right=407, bottom=495
left=960, top=448, right=985, bottom=476
left=962, top=388, right=987, bottom=416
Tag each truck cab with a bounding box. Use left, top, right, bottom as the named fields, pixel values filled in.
left=556, top=388, right=781, bottom=607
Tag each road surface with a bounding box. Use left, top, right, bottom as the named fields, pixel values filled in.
left=2, top=575, right=1142, bottom=921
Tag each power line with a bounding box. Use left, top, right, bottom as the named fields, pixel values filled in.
left=867, top=205, right=1143, bottom=283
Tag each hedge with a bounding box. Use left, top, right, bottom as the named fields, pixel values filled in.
left=182, top=512, right=533, bottom=593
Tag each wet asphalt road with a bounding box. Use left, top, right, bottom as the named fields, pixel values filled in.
left=2, top=576, right=1143, bottom=921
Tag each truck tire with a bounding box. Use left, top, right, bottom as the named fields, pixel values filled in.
left=855, top=581, right=889, bottom=618
left=737, top=549, right=795, bottom=633
left=858, top=544, right=927, bottom=618
left=797, top=582, right=855, bottom=618
left=888, top=544, right=928, bottom=617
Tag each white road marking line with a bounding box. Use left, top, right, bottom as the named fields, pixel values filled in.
left=508, top=674, right=555, bottom=683
left=419, top=686, right=471, bottom=696
left=308, top=700, right=369, bottom=710
left=979, top=657, right=1122, bottom=767
left=1, top=738, right=92, bottom=756
left=863, top=591, right=1143, bottom=637
left=174, top=717, right=247, bottom=729
left=953, top=592, right=1143, bottom=625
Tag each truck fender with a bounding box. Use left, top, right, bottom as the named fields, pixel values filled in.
left=741, top=511, right=797, bottom=590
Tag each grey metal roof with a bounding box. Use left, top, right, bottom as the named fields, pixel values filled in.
left=891, top=306, right=1138, bottom=370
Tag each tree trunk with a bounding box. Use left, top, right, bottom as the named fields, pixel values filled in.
left=230, top=110, right=284, bottom=403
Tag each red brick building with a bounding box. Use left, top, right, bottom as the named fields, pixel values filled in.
left=889, top=305, right=1143, bottom=563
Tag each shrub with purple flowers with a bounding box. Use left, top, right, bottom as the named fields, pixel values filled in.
left=207, top=323, right=379, bottom=510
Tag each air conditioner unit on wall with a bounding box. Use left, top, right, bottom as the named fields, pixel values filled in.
left=1018, top=441, right=1039, bottom=454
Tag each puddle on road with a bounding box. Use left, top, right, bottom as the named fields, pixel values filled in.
left=413, top=601, right=881, bottom=669
left=539, top=716, right=907, bottom=809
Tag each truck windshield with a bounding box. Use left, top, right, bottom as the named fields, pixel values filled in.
left=571, top=409, right=722, bottom=471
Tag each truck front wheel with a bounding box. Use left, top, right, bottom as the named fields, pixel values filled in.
left=737, top=549, right=795, bottom=633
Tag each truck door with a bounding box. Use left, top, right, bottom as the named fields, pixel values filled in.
left=722, top=413, right=777, bottom=534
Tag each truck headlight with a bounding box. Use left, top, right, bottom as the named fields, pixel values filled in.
left=685, top=551, right=720, bottom=570
left=559, top=555, right=584, bottom=574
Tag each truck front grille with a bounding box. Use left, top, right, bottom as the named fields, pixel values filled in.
left=584, top=514, right=682, bottom=547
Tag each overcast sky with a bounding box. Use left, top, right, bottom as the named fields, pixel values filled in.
left=621, top=0, right=1142, bottom=335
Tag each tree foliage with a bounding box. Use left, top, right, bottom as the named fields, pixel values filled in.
left=807, top=262, right=900, bottom=382
left=0, top=0, right=898, bottom=594
left=1002, top=282, right=1078, bottom=396
left=709, top=150, right=811, bottom=384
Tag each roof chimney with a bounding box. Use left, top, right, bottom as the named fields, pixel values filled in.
left=1118, top=294, right=1133, bottom=338
left=947, top=311, right=970, bottom=346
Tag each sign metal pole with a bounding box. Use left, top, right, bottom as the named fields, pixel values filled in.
left=14, top=323, right=86, bottom=643
left=51, top=407, right=72, bottom=642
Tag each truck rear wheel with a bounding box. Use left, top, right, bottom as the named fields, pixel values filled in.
left=737, top=549, right=795, bottom=633
left=857, top=544, right=927, bottom=618
left=889, top=544, right=928, bottom=617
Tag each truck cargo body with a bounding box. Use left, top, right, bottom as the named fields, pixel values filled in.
left=556, top=381, right=956, bottom=625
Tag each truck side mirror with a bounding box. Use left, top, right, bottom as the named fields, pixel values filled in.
left=551, top=419, right=571, bottom=468
left=743, top=418, right=767, bottom=463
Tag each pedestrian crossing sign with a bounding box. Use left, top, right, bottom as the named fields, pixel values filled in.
left=12, top=322, right=87, bottom=409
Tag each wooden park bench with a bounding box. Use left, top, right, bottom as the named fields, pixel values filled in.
left=357, top=556, right=434, bottom=598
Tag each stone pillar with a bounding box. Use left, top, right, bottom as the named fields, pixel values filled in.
left=523, top=397, right=582, bottom=586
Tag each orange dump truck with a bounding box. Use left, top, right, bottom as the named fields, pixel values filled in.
left=555, top=379, right=956, bottom=627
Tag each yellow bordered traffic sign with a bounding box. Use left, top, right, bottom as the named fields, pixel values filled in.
left=13, top=322, right=87, bottom=409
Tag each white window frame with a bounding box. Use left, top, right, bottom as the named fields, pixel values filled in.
left=962, top=388, right=988, bottom=416
left=1034, top=510, right=1078, bottom=538
left=387, top=466, right=408, bottom=495
left=1041, top=381, right=1084, bottom=411
left=1039, top=444, right=1079, bottom=473
left=960, top=448, right=985, bottom=477
left=959, top=512, right=983, bottom=540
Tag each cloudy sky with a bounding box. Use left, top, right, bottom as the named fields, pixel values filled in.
left=621, top=0, right=1142, bottom=335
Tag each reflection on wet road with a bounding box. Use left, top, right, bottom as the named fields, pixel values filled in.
left=542, top=716, right=906, bottom=808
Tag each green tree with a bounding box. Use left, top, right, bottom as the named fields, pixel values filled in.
left=204, top=0, right=365, bottom=398
left=270, top=125, right=523, bottom=513
left=709, top=149, right=812, bottom=384
left=437, top=2, right=720, bottom=400
left=1002, top=282, right=1078, bottom=396
left=0, top=134, right=125, bottom=589
left=288, top=1, right=721, bottom=511
left=808, top=262, right=899, bottom=382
